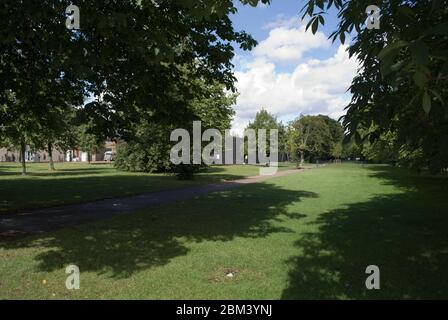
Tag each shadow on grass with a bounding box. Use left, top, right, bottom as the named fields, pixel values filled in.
left=0, top=165, right=114, bottom=177
left=0, top=175, right=181, bottom=213
left=195, top=166, right=257, bottom=181
left=0, top=183, right=316, bottom=278
left=282, top=166, right=448, bottom=299
left=0, top=166, right=264, bottom=213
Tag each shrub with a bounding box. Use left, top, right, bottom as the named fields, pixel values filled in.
left=114, top=123, right=174, bottom=173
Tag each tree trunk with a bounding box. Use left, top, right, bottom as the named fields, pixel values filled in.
left=48, top=142, right=55, bottom=171
left=299, top=150, right=305, bottom=167
left=20, top=141, right=27, bottom=175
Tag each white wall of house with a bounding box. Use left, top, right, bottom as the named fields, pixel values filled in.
left=0, top=148, right=19, bottom=162
left=1, top=141, right=119, bottom=163
left=0, top=147, right=65, bottom=162
left=81, top=152, right=88, bottom=162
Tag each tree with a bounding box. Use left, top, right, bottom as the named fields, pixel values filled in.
left=1, top=0, right=263, bottom=173
left=289, top=116, right=311, bottom=167
left=278, top=123, right=288, bottom=161
left=76, top=122, right=104, bottom=164
left=286, top=115, right=344, bottom=166
left=64, top=0, right=261, bottom=140
left=298, top=0, right=448, bottom=173
left=342, top=139, right=363, bottom=160
left=114, top=123, right=176, bottom=173
left=246, top=108, right=284, bottom=161
left=34, top=106, right=81, bottom=171
left=190, top=80, right=236, bottom=134
left=0, top=1, right=84, bottom=174
left=285, top=124, right=298, bottom=164
left=244, top=0, right=448, bottom=172
left=115, top=79, right=237, bottom=173
left=247, top=109, right=279, bottom=132
left=362, top=130, right=399, bottom=164
left=0, top=94, right=41, bottom=175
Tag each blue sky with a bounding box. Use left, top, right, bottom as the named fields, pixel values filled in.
left=227, top=0, right=358, bottom=134
left=232, top=0, right=342, bottom=62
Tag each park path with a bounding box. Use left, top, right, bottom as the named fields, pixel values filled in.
left=0, top=169, right=304, bottom=240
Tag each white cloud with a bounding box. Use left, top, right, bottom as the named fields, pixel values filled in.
left=231, top=44, right=358, bottom=135
left=262, top=14, right=301, bottom=30
left=253, top=24, right=330, bottom=63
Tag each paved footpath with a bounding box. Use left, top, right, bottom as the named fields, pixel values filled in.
left=0, top=169, right=303, bottom=240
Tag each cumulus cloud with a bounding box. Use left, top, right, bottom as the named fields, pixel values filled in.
left=262, top=14, right=301, bottom=30
left=232, top=21, right=358, bottom=134
left=253, top=24, right=330, bottom=63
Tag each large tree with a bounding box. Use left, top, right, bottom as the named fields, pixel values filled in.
left=288, top=115, right=344, bottom=166
left=246, top=108, right=285, bottom=160
left=60, top=0, right=261, bottom=139
left=0, top=0, right=263, bottom=173
left=0, top=96, right=39, bottom=174
left=298, top=0, right=448, bottom=172
left=114, top=78, right=237, bottom=173
left=0, top=1, right=85, bottom=174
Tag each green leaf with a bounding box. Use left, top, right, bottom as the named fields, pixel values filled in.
left=354, top=131, right=362, bottom=145
left=429, top=89, right=445, bottom=106
left=316, top=0, right=325, bottom=10
left=429, top=0, right=444, bottom=17
left=311, top=18, right=319, bottom=34
left=422, top=91, right=431, bottom=113
left=410, top=40, right=429, bottom=66
left=378, top=40, right=408, bottom=60
left=339, top=32, right=345, bottom=44
left=380, top=53, right=400, bottom=77
left=247, top=0, right=260, bottom=7
left=390, top=60, right=406, bottom=72
left=413, top=69, right=428, bottom=88
left=397, top=6, right=417, bottom=24
left=318, top=15, right=325, bottom=25
left=305, top=17, right=316, bottom=32
left=427, top=22, right=448, bottom=35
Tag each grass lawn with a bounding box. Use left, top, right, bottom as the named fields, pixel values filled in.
left=0, top=162, right=297, bottom=213
left=1, top=163, right=447, bottom=299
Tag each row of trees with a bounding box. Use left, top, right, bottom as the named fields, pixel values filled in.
left=0, top=0, right=263, bottom=174
left=247, top=107, right=442, bottom=168
left=246, top=109, right=345, bottom=166
left=0, top=109, right=104, bottom=173
left=115, top=106, right=351, bottom=174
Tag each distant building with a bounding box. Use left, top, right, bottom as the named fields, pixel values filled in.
left=0, top=140, right=120, bottom=163
left=65, top=140, right=119, bottom=162
left=0, top=146, right=65, bottom=163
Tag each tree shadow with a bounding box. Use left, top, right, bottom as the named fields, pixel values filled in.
left=0, top=182, right=316, bottom=278
left=282, top=166, right=448, bottom=299
left=0, top=166, right=119, bottom=177
left=195, top=165, right=257, bottom=181
left=0, top=166, right=274, bottom=213
left=0, top=174, right=183, bottom=213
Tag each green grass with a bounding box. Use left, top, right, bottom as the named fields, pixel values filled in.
left=1, top=163, right=447, bottom=299
left=0, top=162, right=297, bottom=213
